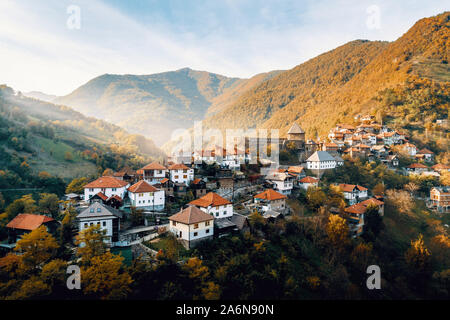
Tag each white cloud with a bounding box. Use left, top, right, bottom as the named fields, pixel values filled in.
left=0, top=0, right=447, bottom=95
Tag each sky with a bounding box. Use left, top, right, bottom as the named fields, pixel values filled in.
left=0, top=0, right=447, bottom=96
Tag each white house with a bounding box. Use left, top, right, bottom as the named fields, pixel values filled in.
left=338, top=184, right=369, bottom=205
left=402, top=143, right=418, bottom=157
left=138, top=162, right=167, bottom=184
left=128, top=180, right=165, bottom=211
left=84, top=176, right=129, bottom=201
left=253, top=189, right=287, bottom=212
left=416, top=148, right=434, bottom=161
left=169, top=206, right=214, bottom=249
left=168, top=163, right=194, bottom=186
left=77, top=202, right=122, bottom=245
left=265, top=172, right=294, bottom=195
left=306, top=151, right=337, bottom=171
left=189, top=192, right=234, bottom=219
left=298, top=176, right=319, bottom=190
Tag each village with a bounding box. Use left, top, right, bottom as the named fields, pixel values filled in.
left=2, top=115, right=449, bottom=261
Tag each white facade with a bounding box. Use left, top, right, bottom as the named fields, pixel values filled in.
left=129, top=189, right=165, bottom=211
left=170, top=220, right=213, bottom=242
left=306, top=160, right=336, bottom=170
left=198, top=204, right=234, bottom=219
left=84, top=185, right=128, bottom=202
left=143, top=170, right=167, bottom=184
left=169, top=168, right=194, bottom=186
left=79, top=216, right=115, bottom=244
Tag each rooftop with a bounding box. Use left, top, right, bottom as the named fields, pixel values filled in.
left=169, top=205, right=214, bottom=224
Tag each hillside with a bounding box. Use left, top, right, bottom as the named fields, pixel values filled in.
left=55, top=68, right=281, bottom=146
left=0, top=86, right=165, bottom=181
left=202, top=12, right=449, bottom=145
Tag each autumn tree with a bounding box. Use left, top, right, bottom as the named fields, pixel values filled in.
left=404, top=182, right=419, bottom=197
left=75, top=225, right=107, bottom=262
left=306, top=186, right=327, bottom=210
left=65, top=177, right=89, bottom=194
left=326, top=214, right=349, bottom=250
left=440, top=171, right=450, bottom=186
left=14, top=225, right=59, bottom=273
left=405, top=234, right=432, bottom=284
left=81, top=251, right=133, bottom=300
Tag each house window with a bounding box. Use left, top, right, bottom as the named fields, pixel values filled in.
left=205, top=221, right=210, bottom=226
left=216, top=212, right=219, bottom=217
left=183, top=175, right=187, bottom=179
left=172, top=221, right=177, bottom=226
left=194, top=223, right=199, bottom=229
left=193, top=232, right=198, bottom=237
left=206, top=229, right=210, bottom=234
left=139, top=193, right=143, bottom=197
left=89, top=188, right=94, bottom=192
left=97, top=222, right=100, bottom=226
left=90, top=208, right=94, bottom=213
left=97, top=208, right=101, bottom=212
left=103, top=221, right=106, bottom=227
left=84, top=223, right=88, bottom=228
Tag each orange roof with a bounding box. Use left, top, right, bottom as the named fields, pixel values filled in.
left=254, top=189, right=287, bottom=201
left=108, top=195, right=123, bottom=202
left=159, top=178, right=169, bottom=184
left=325, top=143, right=338, bottom=147
left=189, top=192, right=231, bottom=208
left=345, top=203, right=367, bottom=215
left=168, top=163, right=189, bottom=170
left=408, top=163, right=427, bottom=169
left=84, top=176, right=129, bottom=189
left=140, top=162, right=167, bottom=171
left=418, top=148, right=434, bottom=154
left=338, top=183, right=368, bottom=192
left=113, top=166, right=136, bottom=177
left=299, top=176, right=319, bottom=183
left=95, top=192, right=108, bottom=201
left=169, top=206, right=213, bottom=224
left=360, top=198, right=384, bottom=207
left=432, top=164, right=450, bottom=171
left=288, top=166, right=304, bottom=174
left=6, top=213, right=54, bottom=231
left=128, top=180, right=158, bottom=193
left=192, top=178, right=202, bottom=184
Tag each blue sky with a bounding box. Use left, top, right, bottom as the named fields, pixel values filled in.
left=0, top=0, right=447, bottom=95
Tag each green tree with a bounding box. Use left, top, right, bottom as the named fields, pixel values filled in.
left=38, top=193, right=60, bottom=218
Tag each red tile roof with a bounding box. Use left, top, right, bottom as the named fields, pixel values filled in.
left=254, top=189, right=287, bottom=201
left=84, top=176, right=129, bottom=189
left=345, top=203, right=367, bottom=215
left=95, top=192, right=108, bottom=201
left=6, top=214, right=54, bottom=231
left=407, top=163, right=428, bottom=169
left=128, top=180, right=158, bottom=193
left=418, top=148, right=434, bottom=154
left=192, top=178, right=202, bottom=184
left=338, top=183, right=368, bottom=192
left=288, top=166, right=304, bottom=174
left=159, top=178, right=169, bottom=184
left=360, top=198, right=384, bottom=207
left=299, top=176, right=319, bottom=183
left=189, top=192, right=231, bottom=208
left=169, top=206, right=214, bottom=224
left=168, top=163, right=190, bottom=170
left=432, top=164, right=450, bottom=171
left=140, top=162, right=167, bottom=171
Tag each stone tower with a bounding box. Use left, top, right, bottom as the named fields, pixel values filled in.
left=287, top=122, right=305, bottom=142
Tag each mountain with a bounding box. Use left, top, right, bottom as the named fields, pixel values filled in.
left=202, top=12, right=449, bottom=142
left=22, top=91, right=57, bottom=103
left=54, top=68, right=281, bottom=145
left=0, top=86, right=165, bottom=180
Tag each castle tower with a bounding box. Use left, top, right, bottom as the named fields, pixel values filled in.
left=287, top=122, right=305, bottom=142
